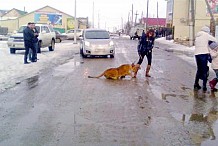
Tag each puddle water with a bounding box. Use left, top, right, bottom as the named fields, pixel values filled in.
left=171, top=111, right=218, bottom=145
left=53, top=59, right=82, bottom=77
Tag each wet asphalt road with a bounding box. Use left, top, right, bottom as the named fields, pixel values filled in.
left=0, top=37, right=218, bottom=146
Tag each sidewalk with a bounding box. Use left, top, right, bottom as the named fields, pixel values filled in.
left=154, top=37, right=195, bottom=57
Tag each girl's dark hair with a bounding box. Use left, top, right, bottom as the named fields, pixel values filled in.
left=146, top=29, right=155, bottom=37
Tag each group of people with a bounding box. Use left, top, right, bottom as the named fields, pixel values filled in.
left=23, top=22, right=39, bottom=64
left=194, top=26, right=218, bottom=93
left=133, top=25, right=218, bottom=93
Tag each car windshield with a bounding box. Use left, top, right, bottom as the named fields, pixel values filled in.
left=17, top=26, right=26, bottom=33
left=17, top=26, right=40, bottom=33
left=85, top=30, right=110, bottom=39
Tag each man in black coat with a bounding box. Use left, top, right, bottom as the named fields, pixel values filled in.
left=23, top=22, right=36, bottom=64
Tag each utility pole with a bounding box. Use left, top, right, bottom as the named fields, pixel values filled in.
left=121, top=17, right=123, bottom=30
left=146, top=0, right=149, bottom=30
left=157, top=1, right=159, bottom=29
left=141, top=11, right=143, bottom=24
left=92, top=1, right=94, bottom=28
left=132, top=4, right=134, bottom=27
left=205, top=0, right=216, bottom=36
left=98, top=10, right=100, bottom=29
left=74, top=0, right=77, bottom=44
left=189, top=0, right=195, bottom=46
left=134, top=11, right=139, bottom=26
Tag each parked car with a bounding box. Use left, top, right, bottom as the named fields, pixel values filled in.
left=63, top=29, right=83, bottom=40
left=80, top=29, right=115, bottom=58
left=55, top=30, right=67, bottom=43
left=7, top=24, right=56, bottom=54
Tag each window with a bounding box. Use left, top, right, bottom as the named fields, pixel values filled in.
left=85, top=30, right=110, bottom=39
left=41, top=26, right=50, bottom=33
left=18, top=26, right=26, bottom=33
left=35, top=26, right=40, bottom=33
left=48, top=25, right=55, bottom=32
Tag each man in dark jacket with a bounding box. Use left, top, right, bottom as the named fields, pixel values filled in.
left=23, top=22, right=35, bottom=64
left=29, top=23, right=39, bottom=61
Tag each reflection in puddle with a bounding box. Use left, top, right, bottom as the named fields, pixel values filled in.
left=26, top=75, right=39, bottom=89
left=53, top=59, right=82, bottom=77
left=170, top=108, right=218, bottom=145
left=161, top=93, right=189, bottom=101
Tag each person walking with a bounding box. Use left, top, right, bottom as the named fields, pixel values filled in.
left=134, top=29, right=155, bottom=78
left=194, top=26, right=217, bottom=92
left=23, top=22, right=35, bottom=64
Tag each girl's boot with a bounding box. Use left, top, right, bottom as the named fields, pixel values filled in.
left=209, top=78, right=218, bottom=92
left=146, top=65, right=151, bottom=77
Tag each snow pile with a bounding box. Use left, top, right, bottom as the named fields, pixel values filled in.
left=154, top=37, right=195, bottom=56
left=0, top=41, right=79, bottom=92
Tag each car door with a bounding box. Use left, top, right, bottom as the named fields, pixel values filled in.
left=41, top=26, right=50, bottom=47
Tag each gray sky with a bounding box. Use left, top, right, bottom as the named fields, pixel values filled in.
left=0, top=0, right=167, bottom=30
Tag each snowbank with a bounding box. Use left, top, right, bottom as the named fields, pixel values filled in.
left=0, top=41, right=79, bottom=92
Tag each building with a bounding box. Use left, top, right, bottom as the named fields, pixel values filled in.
left=0, top=8, right=27, bottom=20
left=0, top=6, right=88, bottom=33
left=166, top=0, right=217, bottom=41
left=0, top=10, right=8, bottom=18
left=140, top=17, right=166, bottom=27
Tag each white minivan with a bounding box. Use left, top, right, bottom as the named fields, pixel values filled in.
left=129, top=27, right=145, bottom=40
left=7, top=24, right=56, bottom=54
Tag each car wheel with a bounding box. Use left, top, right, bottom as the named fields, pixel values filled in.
left=48, top=40, right=55, bottom=51
left=110, top=55, right=114, bottom=58
left=10, top=48, right=16, bottom=54
left=81, top=50, right=87, bottom=58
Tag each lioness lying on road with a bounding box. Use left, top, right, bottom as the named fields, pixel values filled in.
left=88, top=63, right=140, bottom=80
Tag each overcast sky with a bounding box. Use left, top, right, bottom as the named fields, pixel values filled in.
left=0, top=0, right=167, bottom=30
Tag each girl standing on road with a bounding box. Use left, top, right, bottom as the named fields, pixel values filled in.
left=208, top=41, right=218, bottom=92
left=134, top=29, right=155, bottom=78
left=194, top=26, right=217, bottom=92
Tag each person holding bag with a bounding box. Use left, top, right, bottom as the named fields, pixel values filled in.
left=134, top=29, right=155, bottom=78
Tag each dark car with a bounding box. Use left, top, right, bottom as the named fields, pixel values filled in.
left=55, top=30, right=67, bottom=43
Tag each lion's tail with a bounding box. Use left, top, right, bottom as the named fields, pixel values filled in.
left=88, top=72, right=105, bottom=78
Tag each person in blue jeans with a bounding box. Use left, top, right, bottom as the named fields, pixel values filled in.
left=29, top=23, right=39, bottom=62
left=194, top=26, right=217, bottom=92
left=23, top=22, right=35, bottom=64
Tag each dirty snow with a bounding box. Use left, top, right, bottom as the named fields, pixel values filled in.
left=0, top=40, right=79, bottom=92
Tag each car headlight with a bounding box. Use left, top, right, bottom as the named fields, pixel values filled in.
left=109, top=41, right=114, bottom=46
left=85, top=41, right=90, bottom=46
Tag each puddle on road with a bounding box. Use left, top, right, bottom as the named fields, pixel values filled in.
left=170, top=111, right=218, bottom=146
left=25, top=75, right=39, bottom=89
left=52, top=59, right=82, bottom=77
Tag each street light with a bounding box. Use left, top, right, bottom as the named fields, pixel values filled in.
left=74, top=0, right=77, bottom=44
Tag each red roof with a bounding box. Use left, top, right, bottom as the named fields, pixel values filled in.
left=141, top=18, right=166, bottom=26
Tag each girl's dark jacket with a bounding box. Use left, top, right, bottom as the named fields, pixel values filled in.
left=137, top=33, right=155, bottom=54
